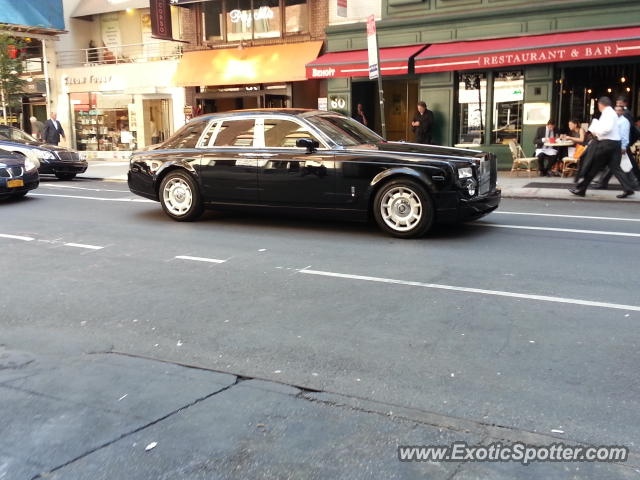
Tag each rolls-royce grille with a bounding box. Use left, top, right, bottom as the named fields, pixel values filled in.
left=476, top=154, right=496, bottom=195
left=0, top=166, right=23, bottom=178
left=56, top=151, right=80, bottom=162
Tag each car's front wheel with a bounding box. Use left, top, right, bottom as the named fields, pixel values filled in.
left=373, top=179, right=434, bottom=238
left=55, top=172, right=76, bottom=180
left=159, top=171, right=204, bottom=221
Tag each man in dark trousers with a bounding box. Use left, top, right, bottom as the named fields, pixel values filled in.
left=411, top=101, right=434, bottom=144
left=533, top=120, right=558, bottom=176
left=593, top=95, right=640, bottom=189
left=42, top=112, right=65, bottom=146
left=570, top=97, right=635, bottom=198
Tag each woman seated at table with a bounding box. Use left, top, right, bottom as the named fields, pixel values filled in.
left=561, top=118, right=586, bottom=158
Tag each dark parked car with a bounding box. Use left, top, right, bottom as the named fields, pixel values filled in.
left=0, top=150, right=39, bottom=199
left=128, top=109, right=500, bottom=238
left=0, top=125, right=87, bottom=180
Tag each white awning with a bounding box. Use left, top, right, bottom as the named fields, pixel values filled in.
left=71, top=0, right=150, bottom=18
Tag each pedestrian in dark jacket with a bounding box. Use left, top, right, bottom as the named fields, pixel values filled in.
left=411, top=101, right=434, bottom=144
left=42, top=112, right=65, bottom=146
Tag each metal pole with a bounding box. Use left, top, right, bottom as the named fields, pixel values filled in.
left=1, top=86, right=6, bottom=124
left=42, top=38, right=51, bottom=117
left=375, top=36, right=386, bottom=139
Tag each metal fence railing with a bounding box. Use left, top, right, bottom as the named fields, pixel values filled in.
left=57, top=42, right=183, bottom=67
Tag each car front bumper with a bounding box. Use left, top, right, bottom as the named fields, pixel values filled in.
left=39, top=160, right=88, bottom=175
left=0, top=171, right=39, bottom=197
left=435, top=188, right=501, bottom=223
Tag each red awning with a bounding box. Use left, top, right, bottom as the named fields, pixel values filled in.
left=306, top=45, right=426, bottom=79
left=415, top=27, right=640, bottom=73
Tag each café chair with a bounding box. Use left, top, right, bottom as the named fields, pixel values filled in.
left=508, top=141, right=538, bottom=177
left=561, top=144, right=586, bottom=177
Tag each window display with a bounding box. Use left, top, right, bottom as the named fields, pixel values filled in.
left=457, top=73, right=487, bottom=145
left=71, top=92, right=137, bottom=151
left=492, top=71, right=524, bottom=144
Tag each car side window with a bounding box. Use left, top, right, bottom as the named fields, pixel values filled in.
left=263, top=119, right=321, bottom=148
left=213, top=119, right=256, bottom=147
left=164, top=121, right=207, bottom=149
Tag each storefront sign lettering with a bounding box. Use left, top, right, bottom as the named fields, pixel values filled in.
left=311, top=67, right=336, bottom=77
left=64, top=75, right=113, bottom=86
left=230, top=7, right=274, bottom=29
left=416, top=40, right=640, bottom=73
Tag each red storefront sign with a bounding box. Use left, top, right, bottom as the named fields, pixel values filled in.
left=415, top=28, right=640, bottom=73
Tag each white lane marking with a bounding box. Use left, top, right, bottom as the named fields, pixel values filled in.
left=30, top=193, right=154, bottom=203
left=174, top=255, right=226, bottom=264
left=478, top=223, right=640, bottom=238
left=64, top=243, right=104, bottom=250
left=0, top=233, right=35, bottom=241
left=299, top=268, right=640, bottom=312
left=494, top=211, right=640, bottom=223
left=42, top=184, right=129, bottom=193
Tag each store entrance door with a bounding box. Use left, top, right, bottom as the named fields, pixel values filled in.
left=352, top=79, right=418, bottom=141
left=142, top=99, right=172, bottom=147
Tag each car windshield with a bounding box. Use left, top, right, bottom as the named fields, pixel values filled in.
left=0, top=127, right=39, bottom=143
left=305, top=114, right=383, bottom=147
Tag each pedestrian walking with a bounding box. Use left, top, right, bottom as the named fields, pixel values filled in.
left=592, top=95, right=640, bottom=188
left=411, top=101, right=434, bottom=144
left=534, top=120, right=558, bottom=176
left=42, top=112, right=65, bottom=146
left=29, top=116, right=44, bottom=141
left=570, top=97, right=635, bottom=198
left=352, top=103, right=368, bottom=127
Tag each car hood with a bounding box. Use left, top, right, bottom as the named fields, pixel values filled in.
left=0, top=139, right=75, bottom=153
left=0, top=153, right=25, bottom=167
left=343, top=141, right=485, bottom=164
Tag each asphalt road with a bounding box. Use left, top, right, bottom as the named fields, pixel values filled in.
left=2, top=177, right=640, bottom=478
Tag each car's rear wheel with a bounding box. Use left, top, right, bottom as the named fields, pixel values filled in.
left=373, top=179, right=434, bottom=238
left=159, top=171, right=203, bottom=221
left=55, top=172, right=76, bottom=180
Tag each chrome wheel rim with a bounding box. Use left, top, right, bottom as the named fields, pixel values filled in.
left=380, top=186, right=422, bottom=232
left=163, top=177, right=193, bottom=216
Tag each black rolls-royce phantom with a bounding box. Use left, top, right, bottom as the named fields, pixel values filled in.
left=128, top=109, right=500, bottom=238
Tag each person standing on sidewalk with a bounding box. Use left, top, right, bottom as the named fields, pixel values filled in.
left=42, top=112, right=65, bottom=146
left=411, top=101, right=434, bottom=144
left=570, top=97, right=635, bottom=198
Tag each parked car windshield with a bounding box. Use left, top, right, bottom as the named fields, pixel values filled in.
left=0, top=126, right=39, bottom=143
left=305, top=114, right=383, bottom=147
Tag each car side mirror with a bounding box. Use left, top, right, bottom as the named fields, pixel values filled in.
left=296, top=138, right=319, bottom=153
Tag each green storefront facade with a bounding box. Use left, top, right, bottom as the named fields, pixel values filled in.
left=319, top=0, right=640, bottom=169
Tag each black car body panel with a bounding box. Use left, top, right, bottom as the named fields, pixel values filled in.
left=0, top=152, right=39, bottom=198
left=128, top=109, right=500, bottom=226
left=0, top=126, right=87, bottom=176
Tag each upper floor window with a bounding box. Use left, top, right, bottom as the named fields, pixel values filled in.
left=202, top=0, right=309, bottom=43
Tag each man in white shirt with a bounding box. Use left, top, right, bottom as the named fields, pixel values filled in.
left=570, top=97, right=634, bottom=197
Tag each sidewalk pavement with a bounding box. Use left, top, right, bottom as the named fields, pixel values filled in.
left=77, top=159, right=640, bottom=203
left=2, top=347, right=636, bottom=479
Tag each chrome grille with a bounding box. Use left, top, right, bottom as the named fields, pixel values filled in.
left=0, top=166, right=23, bottom=178
left=55, top=151, right=80, bottom=162
left=477, top=154, right=492, bottom=195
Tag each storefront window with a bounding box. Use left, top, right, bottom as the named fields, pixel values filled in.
left=492, top=71, right=524, bottom=145
left=457, top=73, right=487, bottom=145
left=71, top=92, right=137, bottom=151
left=203, top=0, right=307, bottom=42
left=285, top=0, right=308, bottom=34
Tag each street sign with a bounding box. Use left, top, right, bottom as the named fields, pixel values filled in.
left=366, top=15, right=379, bottom=80
left=337, top=0, right=347, bottom=18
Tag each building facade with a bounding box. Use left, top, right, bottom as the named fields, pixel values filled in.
left=0, top=0, right=65, bottom=131
left=313, top=0, right=640, bottom=167
left=172, top=0, right=328, bottom=115
left=54, top=0, right=187, bottom=158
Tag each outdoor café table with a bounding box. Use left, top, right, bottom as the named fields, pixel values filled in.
left=543, top=140, right=574, bottom=147
left=454, top=143, right=482, bottom=149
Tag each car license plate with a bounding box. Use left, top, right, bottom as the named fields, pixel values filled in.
left=7, top=179, right=24, bottom=188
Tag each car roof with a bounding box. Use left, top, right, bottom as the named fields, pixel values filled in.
left=193, top=109, right=335, bottom=123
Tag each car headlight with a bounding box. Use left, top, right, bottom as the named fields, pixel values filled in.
left=458, top=167, right=473, bottom=179
left=24, top=158, right=38, bottom=172
left=35, top=149, right=56, bottom=160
